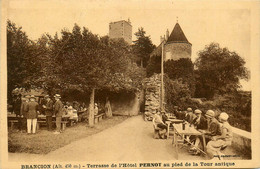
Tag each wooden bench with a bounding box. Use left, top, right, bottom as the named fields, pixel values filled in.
left=94, top=113, right=105, bottom=124
left=36, top=121, right=46, bottom=130
left=37, top=121, right=68, bottom=130
left=9, top=120, right=18, bottom=130
left=61, top=121, right=68, bottom=130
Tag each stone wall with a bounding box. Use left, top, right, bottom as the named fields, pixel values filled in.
left=231, top=127, right=251, bottom=158
left=109, top=20, right=132, bottom=45
left=143, top=74, right=161, bottom=117
left=164, top=42, right=191, bottom=61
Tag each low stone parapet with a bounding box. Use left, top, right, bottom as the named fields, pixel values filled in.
left=231, top=127, right=251, bottom=159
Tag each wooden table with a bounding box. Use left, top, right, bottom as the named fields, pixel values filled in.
left=172, top=123, right=206, bottom=159
left=165, top=119, right=183, bottom=139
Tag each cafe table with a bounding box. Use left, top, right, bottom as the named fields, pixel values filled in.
left=165, top=119, right=183, bottom=139
left=172, top=123, right=206, bottom=159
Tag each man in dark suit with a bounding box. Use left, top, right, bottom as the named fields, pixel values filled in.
left=20, top=95, right=30, bottom=132
left=53, top=94, right=63, bottom=134
left=13, top=94, right=22, bottom=131
left=43, top=95, right=54, bottom=131
left=26, top=95, right=39, bottom=134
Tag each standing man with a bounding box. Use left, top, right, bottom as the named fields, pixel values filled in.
left=20, top=95, right=30, bottom=132
left=53, top=94, right=63, bottom=134
left=26, top=95, right=39, bottom=134
left=43, top=95, right=54, bottom=131
left=94, top=103, right=99, bottom=116
left=13, top=94, right=22, bottom=131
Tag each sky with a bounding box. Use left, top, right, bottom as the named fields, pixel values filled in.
left=6, top=0, right=256, bottom=90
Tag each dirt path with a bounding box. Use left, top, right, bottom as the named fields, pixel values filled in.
left=8, top=116, right=207, bottom=161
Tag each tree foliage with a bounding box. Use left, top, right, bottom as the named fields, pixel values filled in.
left=195, top=43, right=249, bottom=98
left=164, top=58, right=195, bottom=96
left=132, top=27, right=156, bottom=67
left=7, top=20, right=39, bottom=99
left=164, top=75, right=191, bottom=112
left=7, top=21, right=145, bottom=99
left=146, top=55, right=161, bottom=77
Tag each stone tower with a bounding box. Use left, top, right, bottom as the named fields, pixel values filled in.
left=109, top=20, right=132, bottom=45
left=164, top=23, right=192, bottom=61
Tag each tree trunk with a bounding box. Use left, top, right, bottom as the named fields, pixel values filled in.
left=88, top=88, right=95, bottom=127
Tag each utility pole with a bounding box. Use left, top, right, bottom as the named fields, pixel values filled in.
left=161, top=39, right=165, bottom=112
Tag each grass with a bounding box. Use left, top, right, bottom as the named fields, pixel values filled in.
left=8, top=116, right=128, bottom=154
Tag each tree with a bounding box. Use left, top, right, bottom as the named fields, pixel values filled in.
left=132, top=27, right=156, bottom=68
left=7, top=20, right=39, bottom=101
left=146, top=54, right=161, bottom=77
left=195, top=43, right=249, bottom=99
left=164, top=58, right=195, bottom=96
left=164, top=75, right=191, bottom=112
left=7, top=21, right=145, bottom=126
left=45, top=24, right=144, bottom=126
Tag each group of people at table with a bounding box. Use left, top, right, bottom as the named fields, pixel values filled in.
left=153, top=107, right=233, bottom=160
left=10, top=94, right=82, bottom=135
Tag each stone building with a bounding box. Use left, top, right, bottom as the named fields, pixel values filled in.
left=109, top=20, right=132, bottom=45
left=150, top=22, right=192, bottom=61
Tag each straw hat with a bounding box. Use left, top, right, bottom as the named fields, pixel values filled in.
left=187, top=108, right=192, bottom=112
left=205, top=110, right=215, bottom=118
left=194, top=109, right=202, bottom=114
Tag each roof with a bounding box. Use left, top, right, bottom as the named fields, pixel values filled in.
left=166, top=23, right=190, bottom=44
left=150, top=22, right=191, bottom=57
left=150, top=41, right=163, bottom=57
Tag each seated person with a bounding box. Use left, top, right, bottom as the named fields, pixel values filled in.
left=206, top=112, right=233, bottom=160
left=191, top=109, right=207, bottom=130
left=153, top=110, right=168, bottom=139
left=190, top=110, right=220, bottom=155
left=67, top=106, right=78, bottom=122
left=188, top=109, right=207, bottom=154
left=173, top=106, right=178, bottom=115
left=203, top=110, right=221, bottom=141
left=161, top=110, right=168, bottom=123
left=185, top=107, right=195, bottom=124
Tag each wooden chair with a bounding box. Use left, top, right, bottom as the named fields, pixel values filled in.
left=152, top=118, right=166, bottom=139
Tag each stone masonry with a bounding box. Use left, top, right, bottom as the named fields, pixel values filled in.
left=143, top=74, right=161, bottom=118
left=164, top=42, right=191, bottom=61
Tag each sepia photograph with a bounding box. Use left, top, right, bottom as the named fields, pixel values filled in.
left=1, top=0, right=260, bottom=168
